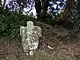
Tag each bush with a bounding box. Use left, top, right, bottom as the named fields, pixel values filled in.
left=69, top=0, right=80, bottom=39
left=0, top=7, right=36, bottom=40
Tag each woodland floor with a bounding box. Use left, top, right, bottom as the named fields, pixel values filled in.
left=0, top=21, right=80, bottom=60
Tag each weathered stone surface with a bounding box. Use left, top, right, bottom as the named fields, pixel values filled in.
left=20, top=21, right=42, bottom=55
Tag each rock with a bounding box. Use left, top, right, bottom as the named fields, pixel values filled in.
left=20, top=21, right=42, bottom=55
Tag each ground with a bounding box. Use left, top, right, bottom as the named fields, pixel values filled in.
left=0, top=22, right=80, bottom=60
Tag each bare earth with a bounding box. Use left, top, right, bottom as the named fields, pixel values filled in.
left=0, top=22, right=80, bottom=60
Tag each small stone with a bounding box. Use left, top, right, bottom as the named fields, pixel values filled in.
left=29, top=51, right=34, bottom=55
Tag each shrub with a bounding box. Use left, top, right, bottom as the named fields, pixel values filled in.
left=0, top=7, right=36, bottom=40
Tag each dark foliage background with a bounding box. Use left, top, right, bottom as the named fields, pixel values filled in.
left=0, top=0, right=80, bottom=42
left=69, top=0, right=80, bottom=39
left=0, top=7, right=36, bottom=39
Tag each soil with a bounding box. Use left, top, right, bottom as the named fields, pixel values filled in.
left=0, top=21, right=80, bottom=60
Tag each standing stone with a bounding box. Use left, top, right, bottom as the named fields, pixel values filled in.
left=20, top=21, right=42, bottom=55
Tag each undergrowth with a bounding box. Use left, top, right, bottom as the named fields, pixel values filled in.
left=0, top=0, right=80, bottom=42
left=0, top=7, right=36, bottom=40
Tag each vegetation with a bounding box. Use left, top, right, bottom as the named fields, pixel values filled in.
left=0, top=1, right=80, bottom=60
left=69, top=0, right=80, bottom=39
left=0, top=0, right=80, bottom=41
left=0, top=7, right=36, bottom=39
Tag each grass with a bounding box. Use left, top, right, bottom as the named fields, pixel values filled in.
left=0, top=6, right=79, bottom=60
left=27, top=49, right=75, bottom=60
